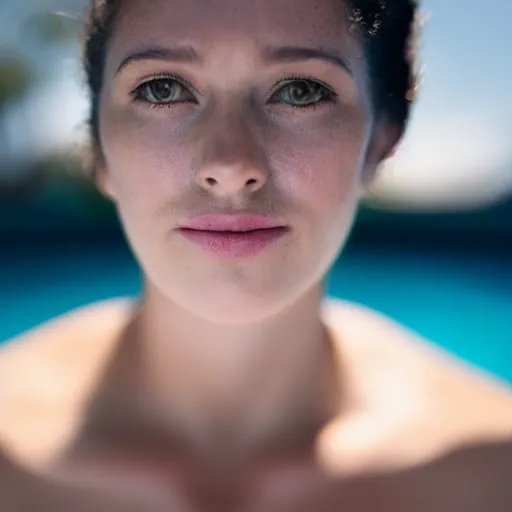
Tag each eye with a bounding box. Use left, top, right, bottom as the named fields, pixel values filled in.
left=132, top=77, right=195, bottom=106
left=269, top=78, right=336, bottom=108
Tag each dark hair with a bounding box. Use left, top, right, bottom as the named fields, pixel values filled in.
left=83, top=0, right=420, bottom=172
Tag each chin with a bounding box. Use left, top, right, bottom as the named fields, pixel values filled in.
left=188, top=287, right=294, bottom=325
left=160, top=274, right=302, bottom=325
left=145, top=245, right=328, bottom=324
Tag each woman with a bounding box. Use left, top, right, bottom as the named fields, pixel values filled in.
left=0, top=0, right=511, bottom=509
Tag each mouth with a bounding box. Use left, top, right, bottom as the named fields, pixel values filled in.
left=176, top=225, right=290, bottom=258
left=179, top=212, right=287, bottom=231
left=179, top=227, right=286, bottom=234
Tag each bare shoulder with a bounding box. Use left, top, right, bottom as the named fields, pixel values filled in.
left=322, top=298, right=512, bottom=411
left=0, top=298, right=136, bottom=467
left=0, top=297, right=136, bottom=379
left=319, top=298, right=512, bottom=474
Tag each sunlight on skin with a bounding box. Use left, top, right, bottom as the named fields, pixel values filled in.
left=28, top=65, right=512, bottom=211
left=3, top=0, right=511, bottom=208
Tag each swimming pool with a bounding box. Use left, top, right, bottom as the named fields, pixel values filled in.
left=1, top=241, right=510, bottom=383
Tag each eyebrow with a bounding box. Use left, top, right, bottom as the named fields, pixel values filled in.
left=116, top=46, right=201, bottom=75
left=115, top=44, right=352, bottom=76
left=262, top=46, right=352, bottom=75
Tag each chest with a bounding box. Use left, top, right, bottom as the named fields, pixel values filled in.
left=48, top=447, right=325, bottom=511
left=46, top=437, right=512, bottom=512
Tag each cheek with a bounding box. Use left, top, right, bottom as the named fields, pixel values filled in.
left=267, top=112, right=368, bottom=218
left=100, top=105, right=192, bottom=205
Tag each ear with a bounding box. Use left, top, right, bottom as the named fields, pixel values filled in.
left=94, top=154, right=116, bottom=201
left=361, top=122, right=403, bottom=188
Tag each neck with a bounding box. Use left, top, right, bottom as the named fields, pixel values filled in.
left=92, top=283, right=342, bottom=461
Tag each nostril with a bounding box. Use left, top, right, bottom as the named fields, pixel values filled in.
left=205, top=177, right=217, bottom=187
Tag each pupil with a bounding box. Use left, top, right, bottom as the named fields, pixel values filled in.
left=152, top=81, right=173, bottom=101
left=292, top=82, right=310, bottom=101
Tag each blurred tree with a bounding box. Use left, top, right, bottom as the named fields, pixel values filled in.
left=0, top=11, right=79, bottom=198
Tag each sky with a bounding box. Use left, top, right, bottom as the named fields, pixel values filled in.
left=1, top=0, right=511, bottom=208
left=376, top=0, right=512, bottom=208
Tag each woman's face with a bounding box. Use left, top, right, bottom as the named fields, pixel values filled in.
left=97, top=0, right=396, bottom=323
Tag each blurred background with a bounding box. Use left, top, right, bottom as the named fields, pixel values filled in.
left=0, top=0, right=510, bottom=381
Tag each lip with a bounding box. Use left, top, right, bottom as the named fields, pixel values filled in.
left=179, top=213, right=287, bottom=232
left=176, top=213, right=290, bottom=258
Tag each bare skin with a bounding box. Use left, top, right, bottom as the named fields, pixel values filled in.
left=1, top=0, right=511, bottom=509
left=0, top=299, right=511, bottom=511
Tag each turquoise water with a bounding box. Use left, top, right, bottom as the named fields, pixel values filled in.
left=1, top=243, right=510, bottom=382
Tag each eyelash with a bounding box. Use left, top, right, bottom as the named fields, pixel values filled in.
left=270, top=74, right=338, bottom=110
left=131, top=73, right=196, bottom=109
left=131, top=73, right=338, bottom=111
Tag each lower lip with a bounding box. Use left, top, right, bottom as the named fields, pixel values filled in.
left=177, top=227, right=289, bottom=257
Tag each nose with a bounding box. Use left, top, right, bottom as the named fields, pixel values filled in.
left=193, top=111, right=270, bottom=198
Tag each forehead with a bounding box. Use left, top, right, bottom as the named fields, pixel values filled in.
left=109, top=0, right=361, bottom=65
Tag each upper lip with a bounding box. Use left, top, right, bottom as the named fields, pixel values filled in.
left=178, top=212, right=288, bottom=232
